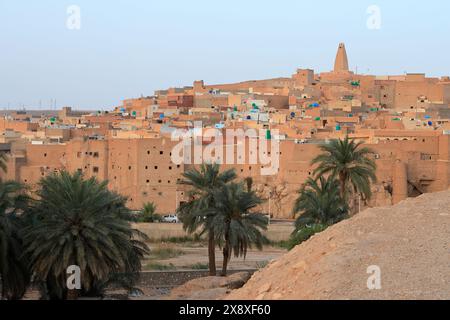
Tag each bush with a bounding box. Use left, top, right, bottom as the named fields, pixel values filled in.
left=186, top=263, right=209, bottom=270
left=144, top=263, right=176, bottom=271
left=138, top=202, right=161, bottom=223
left=149, top=246, right=184, bottom=260
left=287, top=224, right=328, bottom=250
left=151, top=234, right=204, bottom=244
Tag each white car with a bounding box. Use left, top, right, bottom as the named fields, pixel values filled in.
left=162, top=214, right=179, bottom=223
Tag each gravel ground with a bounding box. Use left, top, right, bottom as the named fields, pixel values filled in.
left=226, top=191, right=450, bottom=300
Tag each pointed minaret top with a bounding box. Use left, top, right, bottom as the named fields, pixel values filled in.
left=334, top=43, right=349, bottom=73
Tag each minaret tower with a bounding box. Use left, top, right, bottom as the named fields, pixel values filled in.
left=334, top=43, right=349, bottom=73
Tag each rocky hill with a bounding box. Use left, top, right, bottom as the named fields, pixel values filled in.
left=226, top=191, right=450, bottom=300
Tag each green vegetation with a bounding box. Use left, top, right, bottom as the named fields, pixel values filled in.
left=186, top=263, right=209, bottom=270
left=178, top=164, right=268, bottom=277
left=292, top=176, right=348, bottom=231
left=255, top=260, right=270, bottom=270
left=150, top=234, right=204, bottom=244
left=0, top=181, right=30, bottom=300
left=177, top=163, right=237, bottom=276
left=149, top=246, right=184, bottom=260
left=0, top=171, right=149, bottom=300
left=137, top=202, right=161, bottom=223
left=285, top=224, right=328, bottom=250
left=205, top=182, right=268, bottom=276
left=288, top=137, right=377, bottom=251
left=144, top=262, right=176, bottom=271
left=312, top=136, right=377, bottom=203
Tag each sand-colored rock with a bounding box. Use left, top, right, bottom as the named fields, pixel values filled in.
left=226, top=191, right=450, bottom=300
left=167, top=272, right=251, bottom=300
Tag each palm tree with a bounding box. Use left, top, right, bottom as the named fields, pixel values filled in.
left=139, top=202, right=160, bottom=223
left=206, top=183, right=268, bottom=276
left=177, top=163, right=237, bottom=276
left=292, top=176, right=348, bottom=232
left=22, top=171, right=149, bottom=300
left=312, top=137, right=377, bottom=204
left=0, top=181, right=30, bottom=300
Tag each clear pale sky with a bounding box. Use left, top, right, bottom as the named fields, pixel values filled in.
left=1, top=0, right=449, bottom=109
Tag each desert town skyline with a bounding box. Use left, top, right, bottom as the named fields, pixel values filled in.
left=1, top=42, right=450, bottom=218
left=1, top=1, right=450, bottom=305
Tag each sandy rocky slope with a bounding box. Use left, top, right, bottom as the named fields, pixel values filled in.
left=226, top=190, right=450, bottom=300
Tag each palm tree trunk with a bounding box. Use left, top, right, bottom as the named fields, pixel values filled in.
left=339, top=173, right=347, bottom=201
left=221, top=224, right=230, bottom=277
left=221, top=244, right=229, bottom=277
left=208, top=231, right=217, bottom=276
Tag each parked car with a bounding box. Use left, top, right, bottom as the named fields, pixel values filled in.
left=162, top=214, right=179, bottom=223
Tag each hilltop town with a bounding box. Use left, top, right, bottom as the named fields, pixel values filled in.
left=1, top=43, right=450, bottom=218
